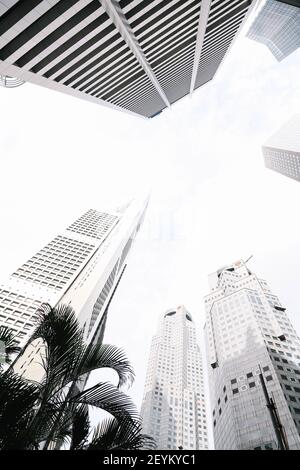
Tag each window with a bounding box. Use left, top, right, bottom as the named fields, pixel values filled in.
left=232, top=388, right=239, bottom=395
left=249, top=382, right=256, bottom=388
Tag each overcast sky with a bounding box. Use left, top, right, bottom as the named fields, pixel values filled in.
left=1, top=2, right=300, bottom=443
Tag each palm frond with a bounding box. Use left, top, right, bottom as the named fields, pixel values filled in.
left=69, top=403, right=90, bottom=450
left=87, top=416, right=156, bottom=450
left=69, top=344, right=135, bottom=389
left=0, top=326, right=21, bottom=364
left=32, top=303, right=85, bottom=394
left=0, top=370, right=40, bottom=449
left=70, top=382, right=139, bottom=421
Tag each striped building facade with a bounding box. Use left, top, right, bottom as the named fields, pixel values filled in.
left=0, top=0, right=257, bottom=117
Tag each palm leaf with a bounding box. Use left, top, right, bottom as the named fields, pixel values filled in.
left=70, top=382, right=139, bottom=421
left=0, top=370, right=40, bottom=449
left=0, top=326, right=21, bottom=364
left=32, top=303, right=85, bottom=395
left=69, top=403, right=90, bottom=450
left=87, top=416, right=156, bottom=450
left=66, top=344, right=135, bottom=389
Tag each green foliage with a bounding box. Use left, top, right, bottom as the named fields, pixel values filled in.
left=0, top=303, right=155, bottom=450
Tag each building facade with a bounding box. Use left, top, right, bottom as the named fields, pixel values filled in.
left=262, top=114, right=300, bottom=182
left=246, top=0, right=300, bottom=61
left=141, top=305, right=208, bottom=450
left=204, top=259, right=300, bottom=450
left=0, top=196, right=148, bottom=377
left=0, top=0, right=257, bottom=118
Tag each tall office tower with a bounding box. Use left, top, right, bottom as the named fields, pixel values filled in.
left=141, top=305, right=208, bottom=450
left=262, top=114, right=300, bottom=182
left=0, top=0, right=257, bottom=118
left=0, top=196, right=148, bottom=377
left=204, top=260, right=300, bottom=450
left=246, top=0, right=300, bottom=61
left=277, top=0, right=300, bottom=7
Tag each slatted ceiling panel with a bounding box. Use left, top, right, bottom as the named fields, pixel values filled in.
left=118, top=95, right=165, bottom=117
left=78, top=55, right=138, bottom=94
left=200, top=33, right=238, bottom=62
left=111, top=73, right=155, bottom=103
left=0, top=0, right=79, bottom=62
left=51, top=29, right=121, bottom=82
left=119, top=0, right=134, bottom=7
left=100, top=69, right=147, bottom=101
left=68, top=45, right=133, bottom=89
left=145, top=17, right=198, bottom=62
left=134, top=0, right=200, bottom=41
left=0, top=0, right=255, bottom=117
left=112, top=75, right=159, bottom=107
left=73, top=48, right=133, bottom=90
left=0, top=1, right=60, bottom=49
left=43, top=22, right=117, bottom=81
left=0, top=0, right=42, bottom=35
left=154, top=46, right=195, bottom=80
left=206, top=2, right=250, bottom=33
left=15, top=0, right=101, bottom=69
left=31, top=11, right=110, bottom=73
left=88, top=60, right=140, bottom=97
left=155, top=46, right=195, bottom=102
left=0, top=1, right=19, bottom=17
left=52, top=30, right=123, bottom=83
left=121, top=0, right=201, bottom=104
left=195, top=0, right=252, bottom=90
left=108, top=75, right=165, bottom=113
left=35, top=15, right=112, bottom=78
left=140, top=9, right=197, bottom=53
left=203, top=20, right=241, bottom=50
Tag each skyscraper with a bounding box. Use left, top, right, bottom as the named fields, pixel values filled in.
left=204, top=259, right=300, bottom=450
left=262, top=114, right=300, bottom=182
left=0, top=196, right=148, bottom=377
left=141, top=305, right=208, bottom=450
left=246, top=0, right=300, bottom=61
left=277, top=1, right=300, bottom=6
left=0, top=0, right=257, bottom=118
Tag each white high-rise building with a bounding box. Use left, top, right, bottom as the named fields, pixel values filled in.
left=246, top=0, right=300, bottom=62
left=0, top=196, right=148, bottom=376
left=0, top=0, right=257, bottom=118
left=141, top=305, right=208, bottom=450
left=204, top=260, right=300, bottom=450
left=262, top=114, right=300, bottom=182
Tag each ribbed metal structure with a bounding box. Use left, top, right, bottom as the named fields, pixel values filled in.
left=0, top=74, right=24, bottom=87
left=0, top=1, right=256, bottom=117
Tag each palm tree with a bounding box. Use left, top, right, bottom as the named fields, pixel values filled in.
left=0, top=326, right=21, bottom=369
left=0, top=303, right=155, bottom=450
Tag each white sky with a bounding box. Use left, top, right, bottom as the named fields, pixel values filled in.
left=1, top=6, right=300, bottom=442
